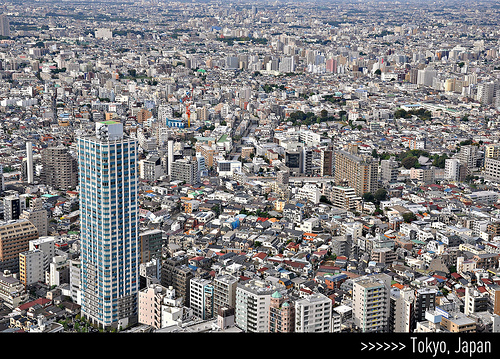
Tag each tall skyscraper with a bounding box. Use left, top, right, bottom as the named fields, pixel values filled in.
left=26, top=142, right=34, bottom=184
left=0, top=15, right=10, bottom=37
left=77, top=120, right=139, bottom=329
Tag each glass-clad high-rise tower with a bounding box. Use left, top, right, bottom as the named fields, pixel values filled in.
left=77, top=120, right=139, bottom=329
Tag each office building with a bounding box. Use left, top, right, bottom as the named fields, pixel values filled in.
left=295, top=293, right=332, bottom=333
left=334, top=149, right=379, bottom=196
left=285, top=149, right=302, bottom=174
left=217, top=160, right=242, bottom=178
left=302, top=148, right=313, bottom=176
left=77, top=120, right=139, bottom=329
left=440, top=313, right=476, bottom=333
left=41, top=145, right=78, bottom=190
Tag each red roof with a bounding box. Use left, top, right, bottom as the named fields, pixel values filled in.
left=17, top=298, right=51, bottom=311
left=253, top=252, right=267, bottom=260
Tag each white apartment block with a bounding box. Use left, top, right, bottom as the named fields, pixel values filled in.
left=295, top=183, right=321, bottom=204
left=69, top=259, right=81, bottom=305
left=235, top=279, right=285, bottom=333
left=47, top=254, right=69, bottom=287
left=190, top=277, right=214, bottom=320
left=390, top=287, right=414, bottom=332
left=19, top=249, right=45, bottom=286
left=299, top=130, right=321, bottom=147
left=294, top=293, right=333, bottom=333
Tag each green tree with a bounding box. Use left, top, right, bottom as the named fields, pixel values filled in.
left=401, top=156, right=418, bottom=169
left=363, top=192, right=375, bottom=202
left=374, top=188, right=388, bottom=202
left=402, top=212, right=417, bottom=223
left=432, top=154, right=449, bottom=168
left=320, top=195, right=332, bottom=205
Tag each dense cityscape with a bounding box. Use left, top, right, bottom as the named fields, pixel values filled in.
left=0, top=0, right=500, bottom=342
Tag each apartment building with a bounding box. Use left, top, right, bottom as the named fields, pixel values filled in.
left=328, top=186, right=361, bottom=211
left=161, top=256, right=194, bottom=306
left=235, top=279, right=285, bottom=332
left=77, top=120, right=139, bottom=329
left=334, top=149, right=378, bottom=196
left=213, top=274, right=238, bottom=312
left=320, top=147, right=334, bottom=176
left=0, top=270, right=28, bottom=308
left=138, top=283, right=169, bottom=329
left=18, top=249, right=45, bottom=286
left=414, top=288, right=437, bottom=323
left=40, top=145, right=78, bottom=190
left=171, top=159, right=199, bottom=184
left=0, top=219, right=39, bottom=273
left=139, top=229, right=163, bottom=264
left=352, top=274, right=391, bottom=332
left=295, top=292, right=332, bottom=333
left=190, top=277, right=215, bottom=320
left=389, top=287, right=414, bottom=332
left=269, top=290, right=295, bottom=333
left=19, top=201, right=48, bottom=237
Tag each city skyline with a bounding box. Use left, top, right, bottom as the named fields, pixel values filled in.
left=0, top=2, right=498, bottom=353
